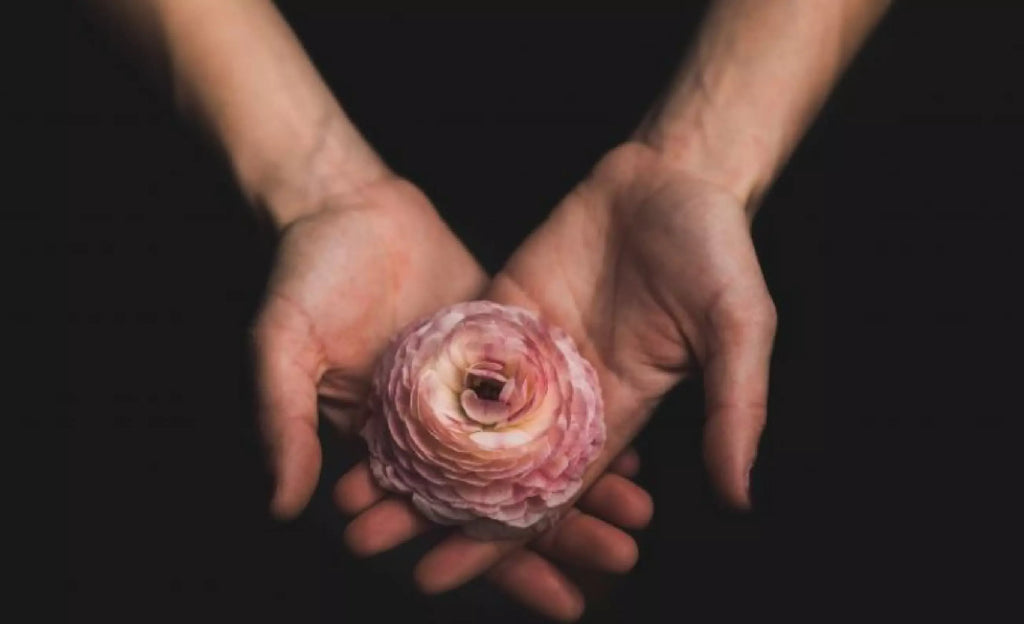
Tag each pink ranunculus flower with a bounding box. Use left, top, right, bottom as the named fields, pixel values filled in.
left=361, top=301, right=606, bottom=539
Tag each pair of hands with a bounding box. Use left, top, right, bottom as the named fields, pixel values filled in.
left=253, top=140, right=776, bottom=620
left=87, top=0, right=886, bottom=617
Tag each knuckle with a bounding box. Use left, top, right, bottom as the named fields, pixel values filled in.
left=710, top=292, right=777, bottom=338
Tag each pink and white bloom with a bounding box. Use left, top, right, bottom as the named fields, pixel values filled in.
left=361, top=301, right=605, bottom=538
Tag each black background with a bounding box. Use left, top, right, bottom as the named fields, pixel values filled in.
left=63, top=4, right=1021, bottom=623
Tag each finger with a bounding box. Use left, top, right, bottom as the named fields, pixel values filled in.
left=486, top=549, right=585, bottom=622
left=333, top=461, right=386, bottom=516
left=343, top=497, right=432, bottom=557
left=608, top=447, right=641, bottom=478
left=253, top=306, right=323, bottom=520
left=415, top=533, right=522, bottom=594
left=702, top=297, right=776, bottom=509
left=577, top=473, right=653, bottom=530
left=532, top=510, right=638, bottom=573
left=414, top=506, right=640, bottom=595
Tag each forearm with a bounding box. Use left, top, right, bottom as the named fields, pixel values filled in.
left=639, top=0, right=890, bottom=213
left=88, top=0, right=388, bottom=228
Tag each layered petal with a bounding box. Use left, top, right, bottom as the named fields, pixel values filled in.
left=360, top=301, right=605, bottom=538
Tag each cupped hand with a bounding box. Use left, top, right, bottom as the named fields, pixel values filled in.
left=252, top=175, right=488, bottom=518
left=253, top=174, right=654, bottom=621
left=490, top=141, right=777, bottom=511
left=334, top=141, right=776, bottom=618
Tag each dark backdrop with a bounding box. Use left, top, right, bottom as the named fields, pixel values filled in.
left=65, top=4, right=1021, bottom=623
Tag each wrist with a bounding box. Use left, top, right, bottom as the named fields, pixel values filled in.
left=235, top=112, right=390, bottom=232
left=635, top=101, right=775, bottom=218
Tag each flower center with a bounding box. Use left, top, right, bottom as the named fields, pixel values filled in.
left=468, top=375, right=506, bottom=402
left=460, top=362, right=516, bottom=427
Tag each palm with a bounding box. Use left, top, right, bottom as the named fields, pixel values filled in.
left=491, top=142, right=776, bottom=505
left=254, top=177, right=487, bottom=516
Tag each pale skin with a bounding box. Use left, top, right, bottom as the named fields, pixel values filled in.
left=91, top=0, right=889, bottom=620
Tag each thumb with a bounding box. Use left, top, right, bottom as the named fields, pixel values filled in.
left=252, top=303, right=323, bottom=520
left=700, top=295, right=777, bottom=510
